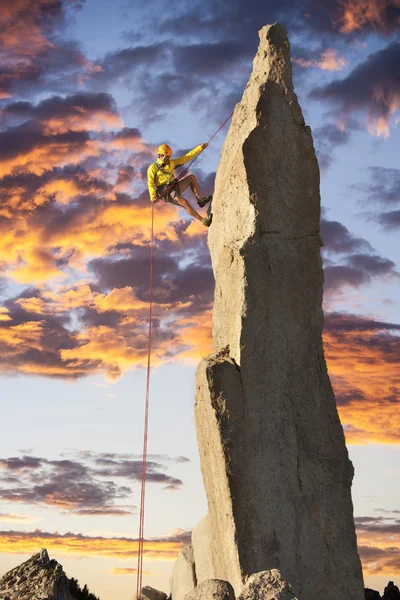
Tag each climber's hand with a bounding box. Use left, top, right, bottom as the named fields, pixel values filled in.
left=201, top=143, right=208, bottom=150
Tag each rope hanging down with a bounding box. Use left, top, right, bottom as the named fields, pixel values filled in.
left=135, top=110, right=233, bottom=600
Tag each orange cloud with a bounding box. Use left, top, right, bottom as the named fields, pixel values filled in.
left=0, top=307, right=11, bottom=322
left=369, top=86, right=400, bottom=138
left=323, top=323, right=400, bottom=444
left=0, top=513, right=38, bottom=523
left=338, top=0, right=398, bottom=33
left=112, top=568, right=150, bottom=575
left=294, top=49, right=348, bottom=71
left=0, top=529, right=186, bottom=561
left=0, top=136, right=100, bottom=179
left=0, top=0, right=54, bottom=61
left=356, top=518, right=400, bottom=576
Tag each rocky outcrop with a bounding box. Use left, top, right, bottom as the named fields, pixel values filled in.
left=191, top=516, right=215, bottom=584
left=141, top=586, right=168, bottom=600
left=383, top=582, right=400, bottom=600
left=0, top=549, right=99, bottom=600
left=170, top=545, right=197, bottom=600
left=0, top=549, right=76, bottom=600
left=184, top=580, right=235, bottom=600
left=195, top=22, right=364, bottom=600
left=238, top=571, right=297, bottom=600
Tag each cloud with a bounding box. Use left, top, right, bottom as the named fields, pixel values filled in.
left=0, top=1, right=100, bottom=98
left=112, top=567, right=150, bottom=575
left=0, top=451, right=185, bottom=514
left=377, top=210, right=400, bottom=230
left=304, top=0, right=400, bottom=35
left=0, top=513, right=38, bottom=523
left=0, top=93, right=122, bottom=134
left=355, top=514, right=400, bottom=575
left=320, top=217, right=372, bottom=254
left=313, top=120, right=361, bottom=169
left=320, top=216, right=399, bottom=295
left=352, top=167, right=400, bottom=230
left=293, top=48, right=348, bottom=71
left=355, top=167, right=400, bottom=206
left=312, top=42, right=400, bottom=137
left=334, top=0, right=400, bottom=34
left=323, top=312, right=400, bottom=444
left=0, top=528, right=190, bottom=560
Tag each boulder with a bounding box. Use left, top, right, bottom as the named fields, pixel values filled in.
left=170, top=544, right=197, bottom=600
left=383, top=582, right=400, bottom=600
left=142, top=586, right=168, bottom=600
left=238, top=570, right=297, bottom=600
left=184, top=580, right=235, bottom=600
left=0, top=548, right=92, bottom=600
left=365, top=589, right=381, bottom=600
left=191, top=516, right=215, bottom=584
left=195, top=21, right=364, bottom=600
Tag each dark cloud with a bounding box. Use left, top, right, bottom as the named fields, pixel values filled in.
left=313, top=120, right=361, bottom=169
left=324, top=311, right=400, bottom=334
left=89, top=246, right=214, bottom=309
left=0, top=92, right=119, bottom=130
left=172, top=42, right=247, bottom=75
left=320, top=218, right=372, bottom=254
left=0, top=451, right=185, bottom=514
left=305, top=0, right=400, bottom=35
left=0, top=125, right=89, bottom=162
left=320, top=215, right=399, bottom=292
left=98, top=45, right=166, bottom=80
left=361, top=167, right=400, bottom=206
left=312, top=42, right=400, bottom=135
left=323, top=255, right=398, bottom=292
left=353, top=166, right=400, bottom=231
left=0, top=2, right=99, bottom=99
left=377, top=209, right=400, bottom=230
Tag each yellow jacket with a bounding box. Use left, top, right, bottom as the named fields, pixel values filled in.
left=147, top=145, right=203, bottom=201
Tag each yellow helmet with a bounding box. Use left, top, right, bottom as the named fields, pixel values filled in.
left=158, top=144, right=172, bottom=157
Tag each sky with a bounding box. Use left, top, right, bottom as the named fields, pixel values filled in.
left=0, top=0, right=399, bottom=599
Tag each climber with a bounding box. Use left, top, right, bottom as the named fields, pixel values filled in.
left=147, top=143, right=213, bottom=227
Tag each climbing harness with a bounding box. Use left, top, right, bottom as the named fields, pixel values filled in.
left=156, top=110, right=234, bottom=202
left=135, top=109, right=234, bottom=599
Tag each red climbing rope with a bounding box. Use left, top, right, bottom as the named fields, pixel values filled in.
left=135, top=110, right=233, bottom=599
left=136, top=201, right=154, bottom=600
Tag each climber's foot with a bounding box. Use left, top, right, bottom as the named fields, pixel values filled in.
left=202, top=214, right=213, bottom=227
left=198, top=195, right=213, bottom=208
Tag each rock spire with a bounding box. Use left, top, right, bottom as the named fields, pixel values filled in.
left=194, top=22, right=364, bottom=600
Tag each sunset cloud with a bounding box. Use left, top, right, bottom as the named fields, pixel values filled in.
left=0, top=528, right=190, bottom=560
left=324, top=312, right=400, bottom=444
left=356, top=515, right=400, bottom=575
left=337, top=0, right=400, bottom=34
left=294, top=49, right=348, bottom=71
left=312, top=42, right=400, bottom=137
left=0, top=513, right=38, bottom=523
left=0, top=451, right=185, bottom=514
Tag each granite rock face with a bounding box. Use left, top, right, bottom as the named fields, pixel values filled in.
left=191, top=516, right=215, bottom=585
left=195, top=22, right=364, bottom=600
left=0, top=549, right=76, bottom=600
left=141, top=586, right=168, bottom=600
left=184, top=580, right=235, bottom=600
left=238, top=570, right=297, bottom=600
left=170, top=544, right=197, bottom=600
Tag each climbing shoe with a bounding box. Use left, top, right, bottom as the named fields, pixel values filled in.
left=198, top=195, right=213, bottom=208
left=202, top=214, right=213, bottom=227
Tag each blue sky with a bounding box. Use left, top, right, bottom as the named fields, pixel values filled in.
left=0, top=1, right=399, bottom=599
